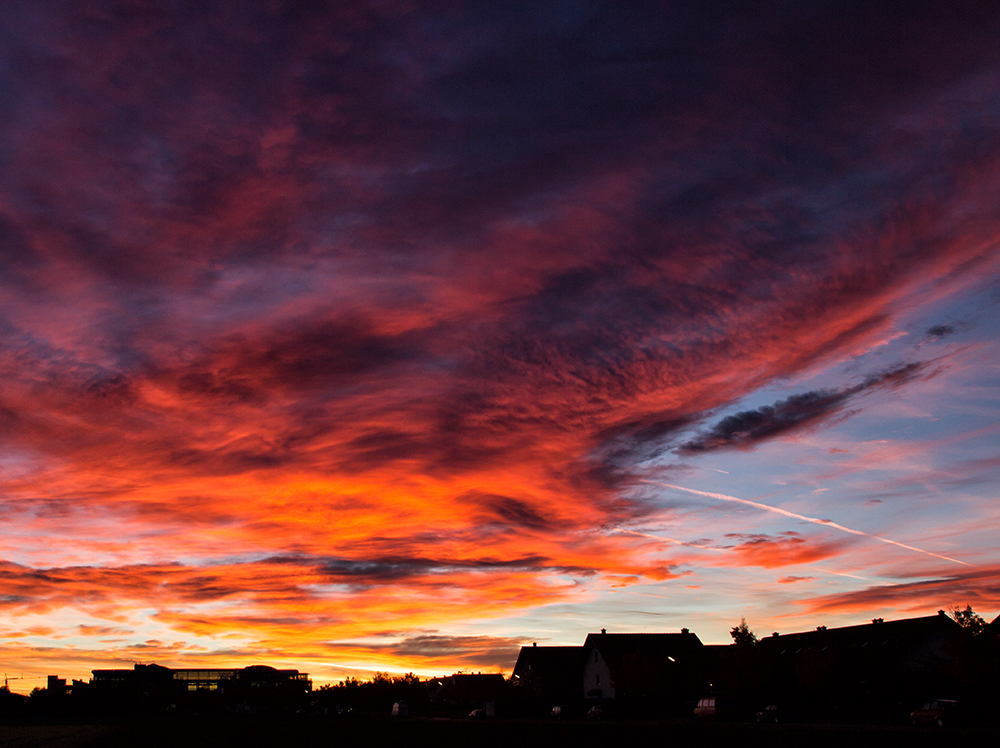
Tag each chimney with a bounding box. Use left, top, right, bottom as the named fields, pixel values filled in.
left=681, top=628, right=689, bottom=635
left=601, top=628, right=607, bottom=635
left=532, top=642, right=536, bottom=647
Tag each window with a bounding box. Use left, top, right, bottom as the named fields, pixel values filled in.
left=596, top=674, right=600, bottom=686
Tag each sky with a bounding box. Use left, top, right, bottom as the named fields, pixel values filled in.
left=1, top=1, right=1000, bottom=690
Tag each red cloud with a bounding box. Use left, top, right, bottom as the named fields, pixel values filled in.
left=0, top=0, right=999, bottom=685
left=722, top=533, right=853, bottom=569
left=801, top=565, right=1000, bottom=617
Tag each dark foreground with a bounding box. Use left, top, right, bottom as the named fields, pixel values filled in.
left=3, top=717, right=999, bottom=748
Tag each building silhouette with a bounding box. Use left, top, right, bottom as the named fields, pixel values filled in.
left=511, top=643, right=585, bottom=708
left=583, top=629, right=707, bottom=714
left=88, top=663, right=310, bottom=713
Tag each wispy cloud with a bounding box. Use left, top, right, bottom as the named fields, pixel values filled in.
left=803, top=565, right=1000, bottom=615
left=0, top=0, right=998, bottom=680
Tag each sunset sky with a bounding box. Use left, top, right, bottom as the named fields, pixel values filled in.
left=2, top=1, right=1000, bottom=690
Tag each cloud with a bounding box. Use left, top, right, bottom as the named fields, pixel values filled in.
left=0, top=0, right=999, bottom=681
left=802, top=565, right=1000, bottom=616
left=337, top=633, right=524, bottom=669
left=925, top=324, right=957, bottom=340
left=723, top=532, right=851, bottom=569
left=76, top=625, right=133, bottom=637
left=678, top=363, right=930, bottom=454
left=456, top=491, right=561, bottom=533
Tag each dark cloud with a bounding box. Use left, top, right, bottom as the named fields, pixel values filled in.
left=458, top=491, right=551, bottom=531
left=380, top=633, right=522, bottom=666
left=485, top=496, right=550, bottom=532
left=590, top=414, right=698, bottom=468
left=679, top=363, right=929, bottom=454
left=0, top=554, right=576, bottom=616
left=312, top=553, right=574, bottom=586
left=680, top=390, right=853, bottom=454
left=0, top=0, right=992, bottom=482
left=314, top=557, right=432, bottom=584
left=343, top=429, right=426, bottom=469
left=175, top=316, right=430, bottom=396
left=0, top=213, right=41, bottom=284
left=325, top=632, right=523, bottom=668
left=926, top=324, right=957, bottom=340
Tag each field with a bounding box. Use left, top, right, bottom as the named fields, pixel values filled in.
left=3, top=717, right=999, bottom=748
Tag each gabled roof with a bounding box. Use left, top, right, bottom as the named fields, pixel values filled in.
left=442, top=672, right=506, bottom=701
left=512, top=645, right=585, bottom=681
left=757, top=613, right=961, bottom=655
left=987, top=612, right=1000, bottom=636
left=583, top=631, right=703, bottom=672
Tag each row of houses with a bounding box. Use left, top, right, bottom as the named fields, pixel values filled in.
left=20, top=611, right=999, bottom=720
left=511, top=611, right=1000, bottom=719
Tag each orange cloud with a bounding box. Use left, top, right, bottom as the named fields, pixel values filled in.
left=1, top=0, right=1000, bottom=686
left=722, top=533, right=852, bottom=569
left=800, top=565, right=1000, bottom=617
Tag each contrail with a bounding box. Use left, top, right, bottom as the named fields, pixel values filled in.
left=639, top=480, right=971, bottom=566
left=814, top=567, right=886, bottom=583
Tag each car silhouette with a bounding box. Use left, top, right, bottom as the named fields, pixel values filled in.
left=910, top=699, right=959, bottom=728
left=756, top=704, right=781, bottom=723
left=694, top=696, right=717, bottom=719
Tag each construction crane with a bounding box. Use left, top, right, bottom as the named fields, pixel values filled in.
left=3, top=673, right=46, bottom=688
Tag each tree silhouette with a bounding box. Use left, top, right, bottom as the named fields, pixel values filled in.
left=730, top=617, right=758, bottom=648
left=950, top=605, right=986, bottom=636
left=0, top=685, right=26, bottom=719
left=316, top=671, right=427, bottom=713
